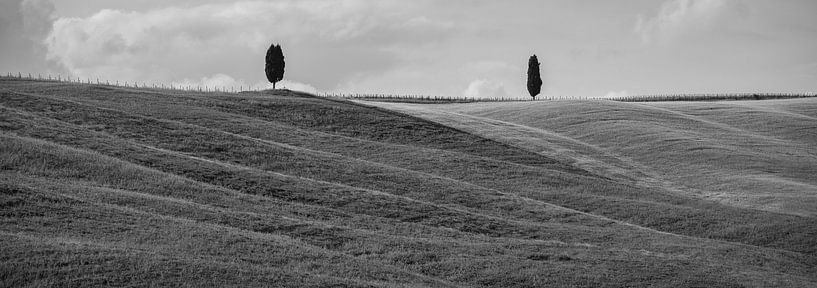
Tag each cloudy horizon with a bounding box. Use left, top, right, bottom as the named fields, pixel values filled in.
left=2, top=0, right=816, bottom=98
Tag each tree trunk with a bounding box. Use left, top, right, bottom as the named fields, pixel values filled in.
left=273, top=82, right=276, bottom=90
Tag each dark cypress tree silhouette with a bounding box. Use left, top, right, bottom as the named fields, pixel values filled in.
left=265, top=43, right=285, bottom=89
left=527, top=54, right=542, bottom=99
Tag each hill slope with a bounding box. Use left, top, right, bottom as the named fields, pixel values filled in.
left=364, top=99, right=817, bottom=218
left=2, top=78, right=816, bottom=287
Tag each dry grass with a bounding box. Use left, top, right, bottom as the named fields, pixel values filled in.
left=384, top=99, right=817, bottom=216
left=365, top=99, right=817, bottom=249
left=2, top=78, right=816, bottom=287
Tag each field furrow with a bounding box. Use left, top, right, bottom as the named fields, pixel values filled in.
left=2, top=78, right=816, bottom=287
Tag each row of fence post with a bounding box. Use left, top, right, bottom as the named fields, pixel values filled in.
left=4, top=72, right=815, bottom=102
left=1, top=72, right=267, bottom=94
left=611, top=92, right=817, bottom=102
left=318, top=91, right=817, bottom=102
left=317, top=92, right=601, bottom=102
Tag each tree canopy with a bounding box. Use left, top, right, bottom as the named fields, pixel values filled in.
left=265, top=43, right=285, bottom=89
left=527, top=54, right=542, bottom=99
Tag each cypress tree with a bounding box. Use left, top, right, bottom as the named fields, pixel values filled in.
left=265, top=43, right=285, bottom=89
left=527, top=54, right=542, bottom=99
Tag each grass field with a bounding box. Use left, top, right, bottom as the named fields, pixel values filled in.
left=2, top=78, right=816, bottom=287
left=364, top=99, right=817, bottom=217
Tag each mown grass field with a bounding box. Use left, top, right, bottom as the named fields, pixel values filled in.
left=2, top=78, right=816, bottom=287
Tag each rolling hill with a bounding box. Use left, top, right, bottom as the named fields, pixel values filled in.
left=364, top=99, right=817, bottom=218
left=2, top=77, right=816, bottom=287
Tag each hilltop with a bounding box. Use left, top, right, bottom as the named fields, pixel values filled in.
left=1, top=78, right=816, bottom=287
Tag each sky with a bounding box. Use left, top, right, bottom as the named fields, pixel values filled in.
left=2, top=0, right=816, bottom=98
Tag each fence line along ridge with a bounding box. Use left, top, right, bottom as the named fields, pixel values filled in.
left=4, top=72, right=815, bottom=102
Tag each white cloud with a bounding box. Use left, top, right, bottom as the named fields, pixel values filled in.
left=167, top=74, right=320, bottom=94
left=635, top=0, right=731, bottom=44
left=463, top=79, right=509, bottom=99
left=601, top=90, right=630, bottom=99
left=275, top=80, right=320, bottom=94
left=44, top=0, right=455, bottom=91
left=171, top=74, right=245, bottom=90
left=252, top=79, right=321, bottom=94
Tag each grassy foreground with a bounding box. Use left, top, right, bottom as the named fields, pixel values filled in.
left=1, top=78, right=816, bottom=287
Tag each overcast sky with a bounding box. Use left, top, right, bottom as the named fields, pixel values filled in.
left=2, top=0, right=816, bottom=98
